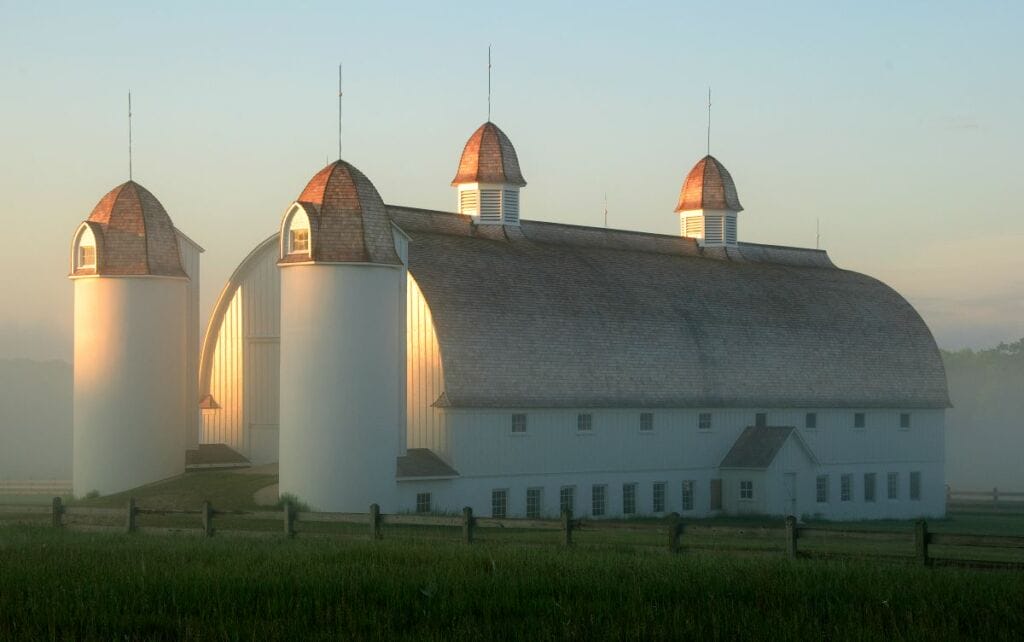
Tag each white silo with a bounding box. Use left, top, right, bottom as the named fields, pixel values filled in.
left=69, top=181, right=191, bottom=496
left=277, top=160, right=406, bottom=512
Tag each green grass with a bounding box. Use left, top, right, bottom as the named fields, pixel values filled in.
left=74, top=468, right=277, bottom=511
left=1, top=525, right=1022, bottom=641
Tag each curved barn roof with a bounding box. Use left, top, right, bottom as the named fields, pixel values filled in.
left=74, top=181, right=186, bottom=277
left=676, top=155, right=744, bottom=213
left=389, top=207, right=949, bottom=409
left=452, top=122, right=527, bottom=187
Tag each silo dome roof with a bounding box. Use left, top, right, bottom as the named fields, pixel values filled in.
left=79, top=181, right=185, bottom=277
left=675, top=155, right=744, bottom=213
left=451, top=122, right=526, bottom=187
left=284, top=160, right=401, bottom=265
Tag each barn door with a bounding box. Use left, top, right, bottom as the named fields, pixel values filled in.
left=710, top=478, right=722, bottom=510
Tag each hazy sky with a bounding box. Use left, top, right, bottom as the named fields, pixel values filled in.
left=1, top=1, right=1022, bottom=361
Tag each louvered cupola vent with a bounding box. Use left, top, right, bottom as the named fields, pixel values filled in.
left=452, top=122, right=526, bottom=226
left=675, top=155, right=744, bottom=248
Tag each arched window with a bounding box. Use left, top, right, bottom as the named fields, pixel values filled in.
left=280, top=205, right=312, bottom=259
left=72, top=223, right=98, bottom=272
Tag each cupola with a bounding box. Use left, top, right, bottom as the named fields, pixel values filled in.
left=70, top=181, right=186, bottom=277
left=279, top=160, right=401, bottom=266
left=452, top=122, right=526, bottom=225
left=675, top=155, right=744, bottom=247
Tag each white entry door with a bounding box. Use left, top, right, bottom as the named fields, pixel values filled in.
left=783, top=473, right=797, bottom=517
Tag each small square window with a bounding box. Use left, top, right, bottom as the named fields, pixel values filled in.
left=682, top=480, right=695, bottom=510
left=816, top=475, right=829, bottom=503
left=900, top=413, right=911, bottom=430
left=415, top=492, right=431, bottom=513
left=526, top=488, right=543, bottom=518
left=622, top=483, right=637, bottom=515
left=652, top=482, right=666, bottom=513
left=491, top=489, right=508, bottom=518
left=698, top=413, right=712, bottom=431
left=864, top=473, right=876, bottom=502
left=592, top=484, right=606, bottom=517
left=511, top=413, right=527, bottom=433
left=887, top=472, right=899, bottom=500
left=910, top=472, right=921, bottom=501
left=290, top=228, right=309, bottom=254
left=854, top=412, right=866, bottom=429
left=755, top=413, right=767, bottom=427
left=805, top=413, right=817, bottom=429
left=639, top=412, right=654, bottom=432
left=560, top=486, right=575, bottom=515
left=739, top=480, right=753, bottom=500
left=577, top=413, right=593, bottom=433
left=78, top=245, right=96, bottom=269
left=841, top=474, right=852, bottom=502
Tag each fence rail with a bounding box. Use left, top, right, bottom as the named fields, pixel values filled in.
left=0, top=480, right=72, bottom=496
left=1, top=497, right=1022, bottom=571
left=947, top=487, right=1024, bottom=508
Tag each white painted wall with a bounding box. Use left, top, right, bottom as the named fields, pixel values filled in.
left=176, top=230, right=202, bottom=451
left=72, top=276, right=187, bottom=495
left=278, top=264, right=404, bottom=512
left=406, top=276, right=449, bottom=460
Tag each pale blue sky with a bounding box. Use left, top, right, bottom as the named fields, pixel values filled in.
left=1, top=1, right=1022, bottom=359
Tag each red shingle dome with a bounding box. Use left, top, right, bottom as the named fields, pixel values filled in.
left=675, top=155, right=743, bottom=213
left=452, top=122, right=526, bottom=187
left=76, top=181, right=185, bottom=277
left=283, top=160, right=400, bottom=265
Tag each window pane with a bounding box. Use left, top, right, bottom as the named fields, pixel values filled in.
left=864, top=473, right=876, bottom=502
left=910, top=472, right=921, bottom=501
left=511, top=414, right=527, bottom=433
left=527, top=488, right=543, bottom=518
left=698, top=413, right=712, bottom=430
left=639, top=413, right=653, bottom=432
left=416, top=493, right=431, bottom=513
left=841, top=474, right=852, bottom=502
left=805, top=413, right=817, bottom=429
left=755, top=413, right=767, bottom=427
left=682, top=480, right=695, bottom=510
left=577, top=414, right=592, bottom=432
left=560, top=487, right=575, bottom=515
left=900, top=413, right=911, bottom=429
left=816, top=475, right=829, bottom=503
left=653, top=482, right=665, bottom=513
left=592, top=485, right=606, bottom=516
left=491, top=489, right=507, bottom=518
left=622, top=483, right=636, bottom=514
left=854, top=413, right=865, bottom=428
left=887, top=473, right=899, bottom=500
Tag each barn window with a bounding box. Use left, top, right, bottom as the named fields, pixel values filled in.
left=864, top=473, right=876, bottom=502
left=526, top=488, right=543, bottom=518
left=887, top=473, right=899, bottom=500
left=511, top=413, right=527, bottom=434
left=854, top=412, right=866, bottom=429
left=622, top=483, right=637, bottom=515
left=639, top=412, right=654, bottom=432
left=816, top=475, right=829, bottom=503
left=415, top=492, right=431, bottom=513
left=739, top=480, right=754, bottom=500
left=559, top=486, right=575, bottom=516
left=72, top=223, right=98, bottom=271
left=698, top=412, right=712, bottom=431
left=282, top=205, right=312, bottom=258
left=591, top=485, right=607, bottom=516
left=910, top=472, right=921, bottom=501
left=755, top=413, right=767, bottom=427
left=805, top=413, right=817, bottom=429
left=900, top=413, right=911, bottom=430
left=841, top=474, right=852, bottom=502
left=491, top=489, right=508, bottom=518
left=682, top=480, right=695, bottom=510
left=652, top=482, right=666, bottom=513
left=577, top=413, right=593, bottom=433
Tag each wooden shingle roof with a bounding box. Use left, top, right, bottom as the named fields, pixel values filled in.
left=73, top=181, right=186, bottom=277
left=675, top=155, right=744, bottom=213
left=451, top=122, right=527, bottom=187
left=720, top=426, right=801, bottom=468
left=389, top=207, right=950, bottom=410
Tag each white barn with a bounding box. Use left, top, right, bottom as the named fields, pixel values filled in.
left=186, top=121, right=949, bottom=520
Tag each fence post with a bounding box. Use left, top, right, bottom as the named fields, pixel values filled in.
left=283, top=501, right=295, bottom=538
left=667, top=512, right=682, bottom=554
left=462, top=506, right=474, bottom=544
left=915, top=519, right=930, bottom=566
left=51, top=496, right=63, bottom=529
left=785, top=515, right=798, bottom=559
left=369, top=503, right=382, bottom=540
left=561, top=509, right=573, bottom=546
left=201, top=501, right=214, bottom=537
left=125, top=497, right=137, bottom=533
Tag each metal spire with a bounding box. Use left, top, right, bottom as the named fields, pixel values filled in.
left=487, top=45, right=492, bottom=122
left=128, top=91, right=133, bottom=180
left=344, top=63, right=348, bottom=159
left=604, top=192, right=608, bottom=228
left=706, top=86, right=711, bottom=156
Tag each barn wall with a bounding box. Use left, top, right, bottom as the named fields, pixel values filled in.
left=175, top=230, right=202, bottom=450
left=406, top=276, right=449, bottom=460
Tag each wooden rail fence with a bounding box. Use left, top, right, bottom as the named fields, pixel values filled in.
left=947, top=487, right=1024, bottom=509
left=1, top=498, right=1022, bottom=570
left=0, top=480, right=72, bottom=496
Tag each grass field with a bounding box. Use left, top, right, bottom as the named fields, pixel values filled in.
left=1, top=525, right=1022, bottom=641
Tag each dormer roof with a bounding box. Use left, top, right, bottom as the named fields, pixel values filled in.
left=675, top=155, right=744, bottom=213
left=452, top=122, right=526, bottom=187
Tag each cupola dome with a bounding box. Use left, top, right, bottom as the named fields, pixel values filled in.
left=452, top=122, right=525, bottom=225
left=675, top=155, right=744, bottom=247
left=70, top=181, right=185, bottom=277
left=279, top=160, right=401, bottom=265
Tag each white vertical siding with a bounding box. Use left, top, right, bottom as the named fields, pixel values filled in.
left=175, top=230, right=202, bottom=450
left=201, top=290, right=244, bottom=450
left=406, top=276, right=449, bottom=460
